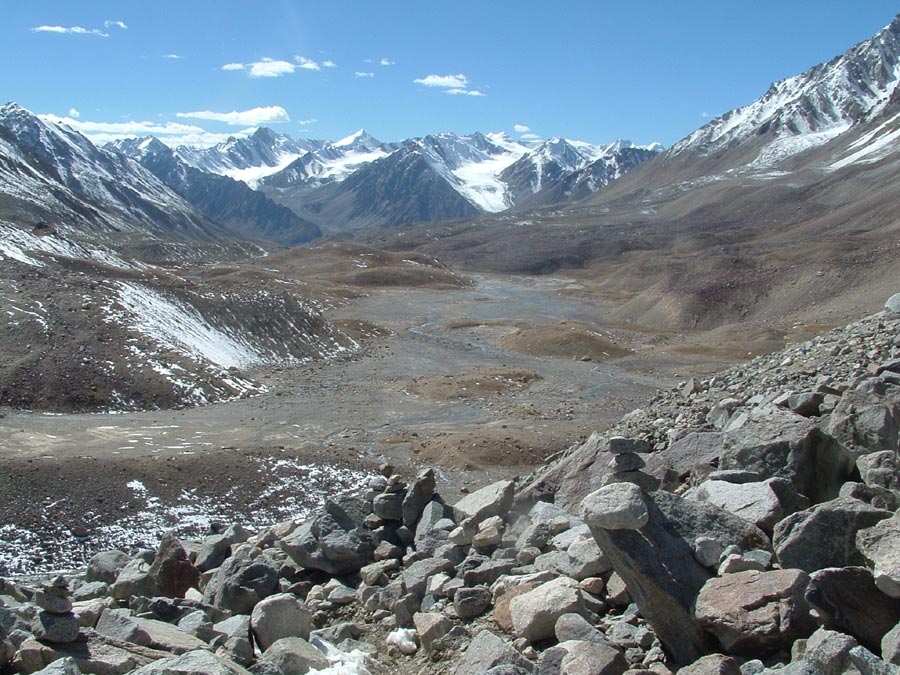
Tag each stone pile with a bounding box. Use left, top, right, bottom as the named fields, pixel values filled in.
left=0, top=300, right=896, bottom=674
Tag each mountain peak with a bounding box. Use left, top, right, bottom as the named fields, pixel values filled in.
left=333, top=129, right=381, bottom=151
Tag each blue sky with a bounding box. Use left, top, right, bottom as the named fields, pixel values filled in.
left=3, top=1, right=899, bottom=148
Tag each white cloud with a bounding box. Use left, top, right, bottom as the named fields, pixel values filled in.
left=176, top=106, right=291, bottom=126
left=521, top=133, right=542, bottom=140
left=514, top=124, right=530, bottom=133
left=701, top=111, right=715, bottom=118
left=380, top=58, right=395, bottom=66
left=414, top=73, right=468, bottom=88
left=222, top=63, right=245, bottom=71
left=163, top=54, right=181, bottom=60
left=355, top=71, right=375, bottom=78
left=298, top=118, right=318, bottom=126
left=32, top=25, right=109, bottom=37
left=322, top=60, right=337, bottom=68
left=249, top=58, right=296, bottom=78
left=68, top=108, right=81, bottom=119
left=295, top=56, right=321, bottom=71
left=40, top=112, right=262, bottom=148
left=446, top=88, right=486, bottom=97
left=104, top=20, right=127, bottom=29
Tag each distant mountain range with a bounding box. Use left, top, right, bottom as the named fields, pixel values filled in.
left=1, top=13, right=899, bottom=258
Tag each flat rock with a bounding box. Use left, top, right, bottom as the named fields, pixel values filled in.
left=695, top=568, right=815, bottom=658
left=129, top=648, right=251, bottom=674
left=547, top=639, right=628, bottom=675
left=452, top=480, right=515, bottom=524
left=31, top=611, right=80, bottom=645
left=677, top=653, right=742, bottom=675
left=688, top=477, right=806, bottom=533
left=581, top=483, right=649, bottom=531
left=86, top=551, right=130, bottom=585
left=256, top=637, right=328, bottom=675
left=827, top=378, right=900, bottom=456
left=452, top=630, right=536, bottom=675
left=202, top=555, right=278, bottom=614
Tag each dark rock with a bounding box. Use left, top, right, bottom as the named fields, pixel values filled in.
left=149, top=534, right=200, bottom=598
left=452, top=629, right=536, bottom=674
left=454, top=586, right=492, bottom=620
left=806, top=566, right=900, bottom=652
left=202, top=555, right=278, bottom=614
left=402, top=468, right=436, bottom=527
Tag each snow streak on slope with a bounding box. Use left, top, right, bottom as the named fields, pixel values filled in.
left=221, top=151, right=308, bottom=189
left=110, top=282, right=271, bottom=369
left=830, top=111, right=900, bottom=169
left=0, top=222, right=145, bottom=270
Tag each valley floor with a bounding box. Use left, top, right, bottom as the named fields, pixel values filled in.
left=0, top=271, right=808, bottom=575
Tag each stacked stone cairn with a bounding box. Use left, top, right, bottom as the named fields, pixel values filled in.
left=0, top=298, right=898, bottom=674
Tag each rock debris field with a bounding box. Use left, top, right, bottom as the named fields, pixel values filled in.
left=0, top=296, right=898, bottom=673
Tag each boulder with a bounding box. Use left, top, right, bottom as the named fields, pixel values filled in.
left=31, top=611, right=80, bottom=644
left=805, top=566, right=900, bottom=652
left=694, top=569, right=815, bottom=658
left=886, top=293, right=900, bottom=315
left=883, top=621, right=900, bottom=666
left=857, top=451, right=900, bottom=492
left=86, top=551, right=130, bottom=585
left=581, top=483, right=648, bottom=531
left=720, top=405, right=855, bottom=503
left=110, top=559, right=155, bottom=600
left=194, top=535, right=232, bottom=573
left=827, top=379, right=900, bottom=456
left=583, top=490, right=768, bottom=666
left=413, top=612, right=451, bottom=654
left=95, top=608, right=152, bottom=646
left=256, top=637, right=328, bottom=675
left=554, top=613, right=608, bottom=644
left=202, top=555, right=278, bottom=614
left=280, top=511, right=376, bottom=576
left=454, top=586, right=492, bottom=620
left=804, top=628, right=858, bottom=675
left=688, top=477, right=806, bottom=533
left=149, top=534, right=200, bottom=598
left=372, top=492, right=404, bottom=521
left=453, top=630, right=536, bottom=674
left=857, top=511, right=900, bottom=598
left=452, top=480, right=515, bottom=524
left=250, top=593, right=312, bottom=651
left=773, top=497, right=893, bottom=572
left=543, top=639, right=628, bottom=675
left=650, top=432, right=724, bottom=481
left=31, top=657, right=83, bottom=675
left=403, top=468, right=436, bottom=526
left=509, top=577, right=586, bottom=643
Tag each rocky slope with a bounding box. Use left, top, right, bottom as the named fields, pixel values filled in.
left=1, top=296, right=897, bottom=675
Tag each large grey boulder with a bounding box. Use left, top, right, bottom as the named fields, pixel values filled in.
left=828, top=379, right=900, bottom=456
left=678, top=654, right=742, bottom=675
left=31, top=612, right=80, bottom=645
left=721, top=405, right=855, bottom=503
left=250, top=593, right=312, bottom=651
left=452, top=480, right=515, bottom=524
left=582, top=489, right=768, bottom=666
left=280, top=502, right=376, bottom=576
left=857, top=511, right=900, bottom=598
left=581, top=483, right=648, bottom=530
left=773, top=497, right=893, bottom=572
left=95, top=608, right=152, bottom=646
left=647, top=431, right=724, bottom=482
left=31, top=657, right=83, bottom=675
left=883, top=621, right=900, bottom=666
left=509, top=577, right=586, bottom=643
left=86, top=550, right=130, bottom=584
left=857, top=451, right=900, bottom=492
left=194, top=535, right=232, bottom=573
left=804, top=628, right=859, bottom=675
left=256, top=637, right=328, bottom=675
left=149, top=534, right=200, bottom=599
left=688, top=477, right=806, bottom=533
left=202, top=555, right=278, bottom=614
left=110, top=558, right=156, bottom=600
left=452, top=630, right=536, bottom=674
left=806, top=566, right=900, bottom=653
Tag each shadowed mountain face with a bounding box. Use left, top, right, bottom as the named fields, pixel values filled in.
left=0, top=103, right=230, bottom=244
left=111, top=137, right=321, bottom=246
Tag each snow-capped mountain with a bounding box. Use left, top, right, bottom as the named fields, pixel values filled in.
left=110, top=137, right=321, bottom=246
left=0, top=103, right=224, bottom=243
left=502, top=139, right=662, bottom=207
left=175, top=127, right=327, bottom=188
left=670, top=14, right=900, bottom=169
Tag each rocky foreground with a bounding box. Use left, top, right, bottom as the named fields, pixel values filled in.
left=1, top=295, right=899, bottom=675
